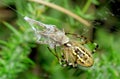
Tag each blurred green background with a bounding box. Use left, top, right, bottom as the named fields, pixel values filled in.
left=0, top=0, right=120, bottom=79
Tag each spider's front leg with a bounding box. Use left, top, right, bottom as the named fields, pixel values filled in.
left=65, top=33, right=89, bottom=45
left=65, top=33, right=98, bottom=54
left=47, top=45, right=64, bottom=65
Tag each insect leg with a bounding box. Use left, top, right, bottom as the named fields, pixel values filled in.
left=36, top=40, right=50, bottom=44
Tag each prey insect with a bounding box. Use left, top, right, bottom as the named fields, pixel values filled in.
left=24, top=16, right=98, bottom=68
left=24, top=16, right=69, bottom=48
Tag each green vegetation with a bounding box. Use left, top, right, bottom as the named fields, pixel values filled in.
left=0, top=0, right=120, bottom=79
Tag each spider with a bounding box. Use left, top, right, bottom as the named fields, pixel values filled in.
left=49, top=33, right=98, bottom=68
left=24, top=16, right=98, bottom=68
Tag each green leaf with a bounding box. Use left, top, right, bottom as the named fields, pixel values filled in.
left=3, top=22, right=20, bottom=36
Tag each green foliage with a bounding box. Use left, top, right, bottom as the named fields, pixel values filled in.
left=0, top=22, right=35, bottom=79
left=86, top=29, right=120, bottom=79
left=0, top=0, right=120, bottom=79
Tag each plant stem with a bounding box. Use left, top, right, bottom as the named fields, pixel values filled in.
left=82, top=0, right=92, bottom=14
left=29, top=0, right=91, bottom=27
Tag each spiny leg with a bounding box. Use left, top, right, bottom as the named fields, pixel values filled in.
left=59, top=53, right=67, bottom=67
left=65, top=33, right=89, bottom=45
left=48, top=45, right=65, bottom=66
left=47, top=45, right=63, bottom=65
left=91, top=43, right=99, bottom=54
left=66, top=32, right=99, bottom=53
left=60, top=58, right=68, bottom=67
left=59, top=48, right=78, bottom=67
left=72, top=61, right=78, bottom=68
left=47, top=46, right=59, bottom=60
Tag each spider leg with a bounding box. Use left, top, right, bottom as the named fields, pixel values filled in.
left=58, top=48, right=69, bottom=67
left=47, top=46, right=58, bottom=58
left=65, top=33, right=89, bottom=45
left=59, top=58, right=68, bottom=67
left=54, top=46, right=69, bottom=67
left=54, top=45, right=59, bottom=59
left=91, top=43, right=99, bottom=54
left=66, top=32, right=99, bottom=54
left=73, top=58, right=78, bottom=68
left=47, top=45, right=62, bottom=63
